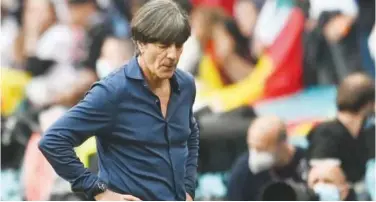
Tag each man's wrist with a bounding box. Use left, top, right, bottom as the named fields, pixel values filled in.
left=87, top=179, right=108, bottom=200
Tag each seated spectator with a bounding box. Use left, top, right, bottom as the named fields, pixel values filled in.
left=308, top=164, right=356, bottom=201
left=308, top=72, right=374, bottom=184
left=303, top=0, right=360, bottom=85
left=227, top=116, right=307, bottom=200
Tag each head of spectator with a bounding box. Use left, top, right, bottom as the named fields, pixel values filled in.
left=233, top=0, right=259, bottom=38
left=336, top=72, right=375, bottom=133
left=96, top=37, right=134, bottom=78
left=247, top=116, right=295, bottom=173
left=308, top=164, right=355, bottom=200
left=131, top=0, right=190, bottom=81
left=190, top=6, right=226, bottom=47
left=67, top=0, right=99, bottom=27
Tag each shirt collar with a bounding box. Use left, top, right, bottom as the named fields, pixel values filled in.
left=124, top=56, right=181, bottom=94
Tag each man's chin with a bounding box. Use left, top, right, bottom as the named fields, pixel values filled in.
left=158, top=70, right=175, bottom=79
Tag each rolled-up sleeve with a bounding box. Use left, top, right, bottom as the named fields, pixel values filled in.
left=185, top=79, right=200, bottom=199
left=38, top=80, right=117, bottom=197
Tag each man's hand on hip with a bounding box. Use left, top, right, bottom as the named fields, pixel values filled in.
left=95, top=190, right=141, bottom=201
left=186, top=193, right=193, bottom=201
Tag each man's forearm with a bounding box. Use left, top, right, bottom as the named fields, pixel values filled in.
left=38, top=130, right=99, bottom=197
left=40, top=77, right=117, bottom=198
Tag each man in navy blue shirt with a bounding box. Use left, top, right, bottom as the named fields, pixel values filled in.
left=38, top=0, right=199, bottom=201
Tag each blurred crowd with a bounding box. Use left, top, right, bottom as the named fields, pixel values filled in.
left=1, top=0, right=375, bottom=201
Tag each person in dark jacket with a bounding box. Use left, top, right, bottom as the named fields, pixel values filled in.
left=227, top=116, right=307, bottom=200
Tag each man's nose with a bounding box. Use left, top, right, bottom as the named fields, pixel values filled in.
left=166, top=44, right=180, bottom=60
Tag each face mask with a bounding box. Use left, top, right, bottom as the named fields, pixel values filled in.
left=248, top=149, right=276, bottom=174
left=313, top=183, right=341, bottom=201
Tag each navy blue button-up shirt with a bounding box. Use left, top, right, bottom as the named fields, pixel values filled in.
left=38, top=57, right=200, bottom=201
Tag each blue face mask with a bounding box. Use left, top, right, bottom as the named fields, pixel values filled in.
left=313, top=183, right=341, bottom=201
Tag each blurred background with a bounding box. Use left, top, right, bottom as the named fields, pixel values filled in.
left=1, top=0, right=375, bottom=200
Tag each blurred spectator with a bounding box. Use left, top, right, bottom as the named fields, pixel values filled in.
left=211, top=16, right=255, bottom=82
left=95, top=37, right=134, bottom=79
left=307, top=72, right=374, bottom=192
left=303, top=0, right=360, bottom=85
left=11, top=0, right=76, bottom=108
left=13, top=0, right=67, bottom=71
left=184, top=4, right=256, bottom=89
left=51, top=0, right=114, bottom=107
left=308, top=164, right=356, bottom=201
left=227, top=116, right=307, bottom=200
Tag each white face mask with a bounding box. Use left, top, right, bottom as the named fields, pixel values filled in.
left=313, top=183, right=341, bottom=201
left=248, top=149, right=276, bottom=174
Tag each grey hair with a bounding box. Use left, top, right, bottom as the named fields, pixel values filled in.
left=131, top=0, right=191, bottom=53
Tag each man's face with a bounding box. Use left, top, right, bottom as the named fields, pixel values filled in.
left=247, top=127, right=282, bottom=173
left=139, top=43, right=183, bottom=79
left=308, top=165, right=349, bottom=200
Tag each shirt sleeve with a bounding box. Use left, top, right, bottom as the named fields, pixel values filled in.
left=184, top=78, right=200, bottom=199
left=307, top=126, right=341, bottom=162
left=38, top=79, right=118, bottom=198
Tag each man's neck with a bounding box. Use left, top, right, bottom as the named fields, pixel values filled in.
left=337, top=111, right=364, bottom=137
